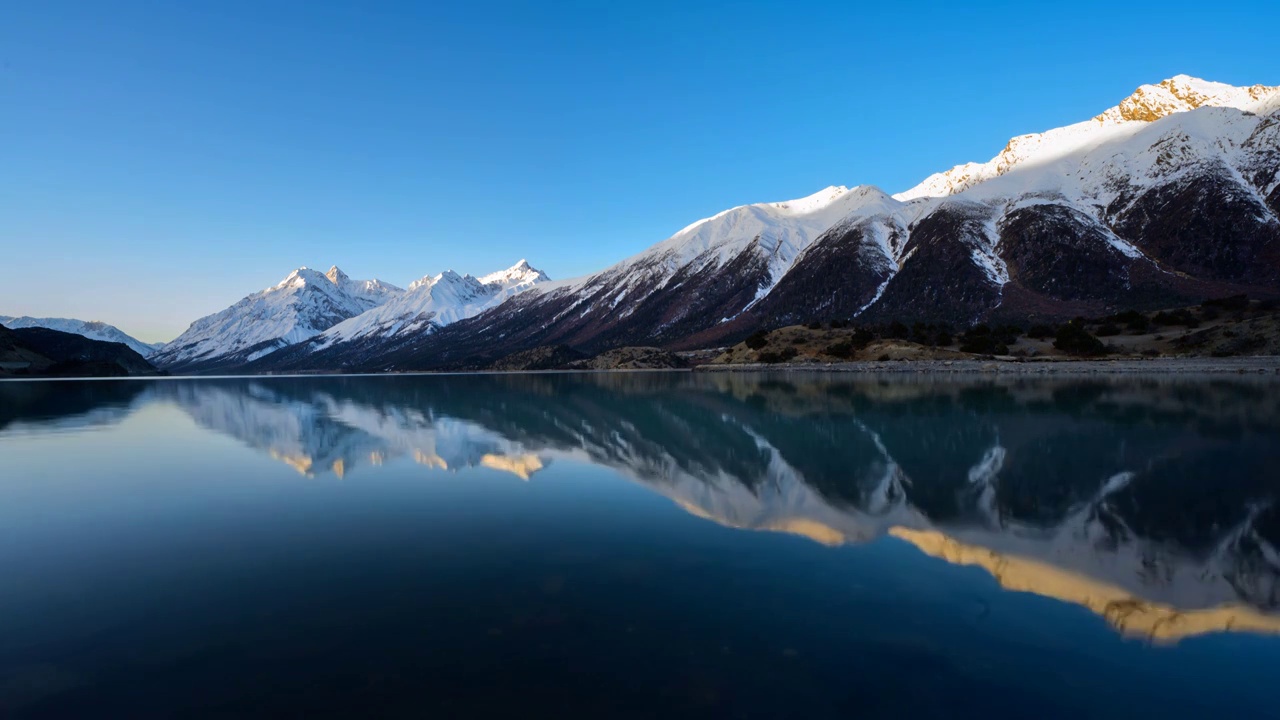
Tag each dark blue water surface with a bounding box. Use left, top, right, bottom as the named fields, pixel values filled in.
left=1, top=372, right=1279, bottom=718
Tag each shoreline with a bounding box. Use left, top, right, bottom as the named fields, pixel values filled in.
left=7, top=356, right=1280, bottom=381
left=694, top=356, right=1280, bottom=375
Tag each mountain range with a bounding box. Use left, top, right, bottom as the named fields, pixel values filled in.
left=11, top=75, right=1280, bottom=374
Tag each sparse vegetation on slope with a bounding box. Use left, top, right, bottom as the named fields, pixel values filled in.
left=709, top=296, right=1280, bottom=366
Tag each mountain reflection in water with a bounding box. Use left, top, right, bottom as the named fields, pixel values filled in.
left=4, top=372, right=1278, bottom=645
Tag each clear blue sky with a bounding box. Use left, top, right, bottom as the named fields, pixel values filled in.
left=3, top=0, right=1277, bottom=342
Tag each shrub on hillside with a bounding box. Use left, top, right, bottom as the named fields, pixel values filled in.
left=825, top=341, right=856, bottom=359
left=850, top=327, right=876, bottom=349
left=959, top=336, right=1008, bottom=355
left=1106, top=310, right=1146, bottom=325
left=1103, top=310, right=1151, bottom=333
left=959, top=324, right=1007, bottom=355
left=744, top=331, right=769, bottom=350
left=1027, top=324, right=1057, bottom=339
left=1054, top=322, right=1107, bottom=356
left=1202, top=294, right=1249, bottom=311
left=992, top=324, right=1023, bottom=344
left=1153, top=309, right=1199, bottom=328
left=758, top=347, right=798, bottom=364
left=908, top=321, right=954, bottom=347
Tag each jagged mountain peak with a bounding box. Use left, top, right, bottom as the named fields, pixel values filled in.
left=479, top=259, right=551, bottom=288
left=407, top=274, right=435, bottom=291
left=1099, top=75, right=1280, bottom=124
left=153, top=264, right=405, bottom=371
left=325, top=265, right=349, bottom=285
left=276, top=266, right=326, bottom=288
left=292, top=261, right=553, bottom=356
left=274, top=265, right=403, bottom=301
left=408, top=269, right=479, bottom=291
left=435, top=270, right=475, bottom=286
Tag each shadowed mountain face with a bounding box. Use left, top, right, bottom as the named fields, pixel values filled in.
left=0, top=325, right=159, bottom=377
left=6, top=372, right=1278, bottom=641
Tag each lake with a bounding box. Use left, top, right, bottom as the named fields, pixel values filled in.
left=2, top=372, right=1278, bottom=718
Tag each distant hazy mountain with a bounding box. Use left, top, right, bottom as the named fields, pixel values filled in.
left=0, top=315, right=162, bottom=357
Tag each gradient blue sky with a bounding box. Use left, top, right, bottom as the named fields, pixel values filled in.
left=3, top=0, right=1278, bottom=342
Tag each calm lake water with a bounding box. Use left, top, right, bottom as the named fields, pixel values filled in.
left=2, top=372, right=1279, bottom=718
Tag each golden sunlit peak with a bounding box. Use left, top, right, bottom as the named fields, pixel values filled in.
left=331, top=459, right=345, bottom=479
left=480, top=453, right=544, bottom=480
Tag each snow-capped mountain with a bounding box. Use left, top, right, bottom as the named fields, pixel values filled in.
left=752, top=75, right=1280, bottom=326
left=248, top=75, right=1278, bottom=372
left=256, top=188, right=892, bottom=371
left=150, top=265, right=403, bottom=372
left=320, top=265, right=404, bottom=307
left=895, top=75, right=1278, bottom=201
left=477, top=259, right=552, bottom=289
left=150, top=260, right=548, bottom=373
left=306, top=260, right=549, bottom=352
left=0, top=315, right=163, bottom=357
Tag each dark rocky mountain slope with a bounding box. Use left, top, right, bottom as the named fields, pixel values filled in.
left=1, top=325, right=160, bottom=377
